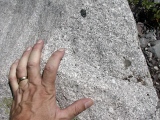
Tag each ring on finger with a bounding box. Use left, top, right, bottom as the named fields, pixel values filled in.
left=18, top=76, right=28, bottom=84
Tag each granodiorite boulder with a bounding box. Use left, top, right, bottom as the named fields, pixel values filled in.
left=0, top=0, right=159, bottom=119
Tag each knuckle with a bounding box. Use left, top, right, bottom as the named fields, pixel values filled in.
left=28, top=85, right=37, bottom=96
left=73, top=105, right=82, bottom=116
left=46, top=87, right=55, bottom=95
left=41, top=82, right=55, bottom=95
left=39, top=89, right=55, bottom=98
left=9, top=76, right=17, bottom=81
left=44, top=65, right=54, bottom=73
left=16, top=66, right=25, bottom=72
left=27, top=61, right=38, bottom=68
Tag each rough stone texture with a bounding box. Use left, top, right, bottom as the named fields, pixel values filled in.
left=0, top=0, right=159, bottom=120
left=152, top=41, right=160, bottom=59
left=139, top=37, right=149, bottom=48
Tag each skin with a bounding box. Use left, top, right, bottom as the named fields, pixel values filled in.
left=8, top=40, right=94, bottom=120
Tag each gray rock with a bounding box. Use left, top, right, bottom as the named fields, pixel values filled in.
left=150, top=40, right=160, bottom=46
left=145, top=31, right=157, bottom=42
left=158, top=74, right=160, bottom=79
left=136, top=22, right=145, bottom=37
left=0, top=0, right=159, bottom=120
left=152, top=42, right=160, bottom=58
left=144, top=51, right=153, bottom=59
left=139, top=37, right=149, bottom=48
left=154, top=66, right=159, bottom=71
left=147, top=43, right=151, bottom=47
left=149, top=52, right=153, bottom=58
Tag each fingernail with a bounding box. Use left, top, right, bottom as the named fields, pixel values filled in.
left=26, top=47, right=31, bottom=51
left=58, top=48, right=65, bottom=51
left=85, top=100, right=94, bottom=109
left=37, top=40, right=43, bottom=43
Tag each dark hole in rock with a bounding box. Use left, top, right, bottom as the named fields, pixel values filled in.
left=141, top=80, right=147, bottom=85
left=128, top=75, right=133, bottom=78
left=48, top=1, right=51, bottom=6
left=123, top=77, right=128, bottom=80
left=123, top=57, right=132, bottom=69
left=137, top=77, right=143, bottom=82
left=80, top=9, right=87, bottom=18
left=137, top=77, right=147, bottom=85
left=123, top=77, right=130, bottom=82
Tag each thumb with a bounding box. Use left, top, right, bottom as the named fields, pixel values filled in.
left=61, top=98, right=94, bottom=119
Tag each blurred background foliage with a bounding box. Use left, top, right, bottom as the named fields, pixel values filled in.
left=128, top=0, right=160, bottom=29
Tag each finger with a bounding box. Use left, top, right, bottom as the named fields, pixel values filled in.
left=18, top=79, right=29, bottom=90
left=27, top=40, right=44, bottom=84
left=16, top=47, right=32, bottom=89
left=15, top=88, right=23, bottom=107
left=9, top=60, right=19, bottom=97
left=42, top=48, right=65, bottom=87
left=60, top=98, right=94, bottom=119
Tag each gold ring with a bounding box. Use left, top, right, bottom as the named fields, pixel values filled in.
left=18, top=76, right=28, bottom=83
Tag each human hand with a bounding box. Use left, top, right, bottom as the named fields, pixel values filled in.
left=9, top=40, right=94, bottom=120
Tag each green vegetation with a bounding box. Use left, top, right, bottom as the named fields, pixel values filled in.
left=73, top=117, right=80, bottom=120
left=0, top=97, right=12, bottom=114
left=128, top=0, right=160, bottom=29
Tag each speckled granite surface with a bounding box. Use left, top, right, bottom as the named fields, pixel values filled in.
left=0, top=0, right=159, bottom=119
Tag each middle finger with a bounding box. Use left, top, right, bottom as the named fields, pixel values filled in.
left=27, top=40, right=44, bottom=84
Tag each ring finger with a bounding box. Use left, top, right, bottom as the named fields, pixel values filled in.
left=16, top=46, right=32, bottom=90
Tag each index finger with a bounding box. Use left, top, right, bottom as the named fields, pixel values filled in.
left=42, top=48, right=65, bottom=88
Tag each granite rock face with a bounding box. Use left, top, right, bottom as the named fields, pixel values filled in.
left=0, top=0, right=159, bottom=119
